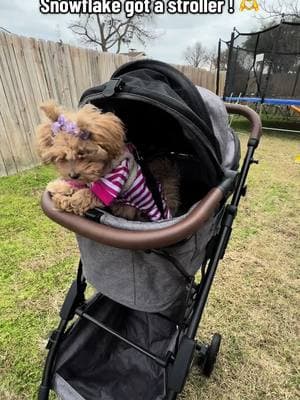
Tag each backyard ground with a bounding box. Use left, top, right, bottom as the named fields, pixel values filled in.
left=0, top=130, right=299, bottom=400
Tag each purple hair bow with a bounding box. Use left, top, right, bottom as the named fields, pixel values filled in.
left=51, top=114, right=90, bottom=140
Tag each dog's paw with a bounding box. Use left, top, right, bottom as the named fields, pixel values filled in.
left=69, top=189, right=103, bottom=216
left=110, top=203, right=142, bottom=221
left=51, top=193, right=74, bottom=213
left=47, top=179, right=75, bottom=196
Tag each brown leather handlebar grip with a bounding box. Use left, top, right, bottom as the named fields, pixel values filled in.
left=41, top=188, right=224, bottom=250
left=225, top=103, right=262, bottom=141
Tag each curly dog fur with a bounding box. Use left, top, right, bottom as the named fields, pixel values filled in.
left=36, top=101, right=179, bottom=219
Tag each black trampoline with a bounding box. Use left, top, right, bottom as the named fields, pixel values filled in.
left=218, top=20, right=300, bottom=101
left=217, top=20, right=300, bottom=133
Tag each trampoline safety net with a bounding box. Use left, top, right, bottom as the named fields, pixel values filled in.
left=219, top=21, right=300, bottom=101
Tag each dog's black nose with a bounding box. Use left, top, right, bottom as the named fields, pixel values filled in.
left=69, top=172, right=80, bottom=179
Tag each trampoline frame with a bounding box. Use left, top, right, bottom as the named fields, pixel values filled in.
left=224, top=97, right=300, bottom=106
left=218, top=21, right=300, bottom=102
left=217, top=20, right=300, bottom=134
left=225, top=96, right=300, bottom=134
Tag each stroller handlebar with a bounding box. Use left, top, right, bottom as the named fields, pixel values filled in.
left=41, top=188, right=224, bottom=250
left=41, top=104, right=261, bottom=250
left=225, top=103, right=262, bottom=141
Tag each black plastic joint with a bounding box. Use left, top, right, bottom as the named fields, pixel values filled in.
left=222, top=205, right=237, bottom=228
left=196, top=342, right=208, bottom=362
left=167, top=336, right=196, bottom=392
left=247, top=138, right=259, bottom=148
left=46, top=329, right=58, bottom=350
left=102, top=78, right=124, bottom=97
left=227, top=205, right=237, bottom=216
left=59, top=279, right=86, bottom=320
left=241, top=185, right=247, bottom=197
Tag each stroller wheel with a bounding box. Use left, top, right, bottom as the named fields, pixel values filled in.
left=197, top=333, right=222, bottom=377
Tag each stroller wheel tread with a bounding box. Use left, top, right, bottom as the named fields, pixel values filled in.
left=198, top=333, right=222, bottom=377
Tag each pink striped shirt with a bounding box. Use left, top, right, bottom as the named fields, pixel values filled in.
left=91, top=159, right=171, bottom=221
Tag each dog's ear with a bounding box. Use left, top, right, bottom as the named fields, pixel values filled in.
left=77, top=105, right=125, bottom=160
left=40, top=100, right=61, bottom=122
left=95, top=145, right=109, bottom=160
left=36, top=123, right=55, bottom=163
left=36, top=101, right=61, bottom=163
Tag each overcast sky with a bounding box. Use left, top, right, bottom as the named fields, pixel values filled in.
left=0, top=0, right=264, bottom=64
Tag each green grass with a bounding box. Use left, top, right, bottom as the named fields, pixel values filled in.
left=0, top=166, right=79, bottom=399
left=0, top=131, right=299, bottom=399
left=231, top=115, right=300, bottom=133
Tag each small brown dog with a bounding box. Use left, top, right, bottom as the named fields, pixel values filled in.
left=36, top=101, right=179, bottom=220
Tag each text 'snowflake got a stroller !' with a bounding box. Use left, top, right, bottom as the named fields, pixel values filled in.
left=38, top=60, right=262, bottom=400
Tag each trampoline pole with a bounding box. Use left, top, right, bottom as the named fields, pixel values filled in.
left=216, top=39, right=221, bottom=96
left=292, top=64, right=300, bottom=97
left=223, top=30, right=235, bottom=100
left=257, top=40, right=264, bottom=98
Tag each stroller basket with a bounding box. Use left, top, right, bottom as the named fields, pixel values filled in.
left=38, top=60, right=261, bottom=400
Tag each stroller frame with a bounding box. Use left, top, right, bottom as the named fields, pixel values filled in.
left=38, top=104, right=261, bottom=400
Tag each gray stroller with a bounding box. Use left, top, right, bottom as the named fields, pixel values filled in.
left=38, top=60, right=262, bottom=400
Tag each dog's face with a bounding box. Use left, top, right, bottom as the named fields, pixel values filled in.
left=36, top=101, right=125, bottom=183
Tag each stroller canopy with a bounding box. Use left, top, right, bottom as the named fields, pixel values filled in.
left=79, top=60, right=225, bottom=197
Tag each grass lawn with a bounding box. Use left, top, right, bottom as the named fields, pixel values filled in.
left=0, top=130, right=299, bottom=399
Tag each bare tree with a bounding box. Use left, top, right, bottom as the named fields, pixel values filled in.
left=206, top=48, right=229, bottom=71
left=183, top=42, right=209, bottom=69
left=260, top=0, right=300, bottom=20
left=69, top=14, right=158, bottom=53
left=0, top=26, right=11, bottom=33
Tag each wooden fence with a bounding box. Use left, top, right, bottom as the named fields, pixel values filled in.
left=0, top=32, right=225, bottom=176
left=173, top=64, right=225, bottom=94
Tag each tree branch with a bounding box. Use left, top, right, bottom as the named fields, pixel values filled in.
left=259, top=0, right=300, bottom=20
left=69, top=13, right=160, bottom=53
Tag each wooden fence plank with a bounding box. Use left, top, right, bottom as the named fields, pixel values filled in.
left=13, top=35, right=40, bottom=164
left=0, top=33, right=33, bottom=173
left=2, top=34, right=33, bottom=162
